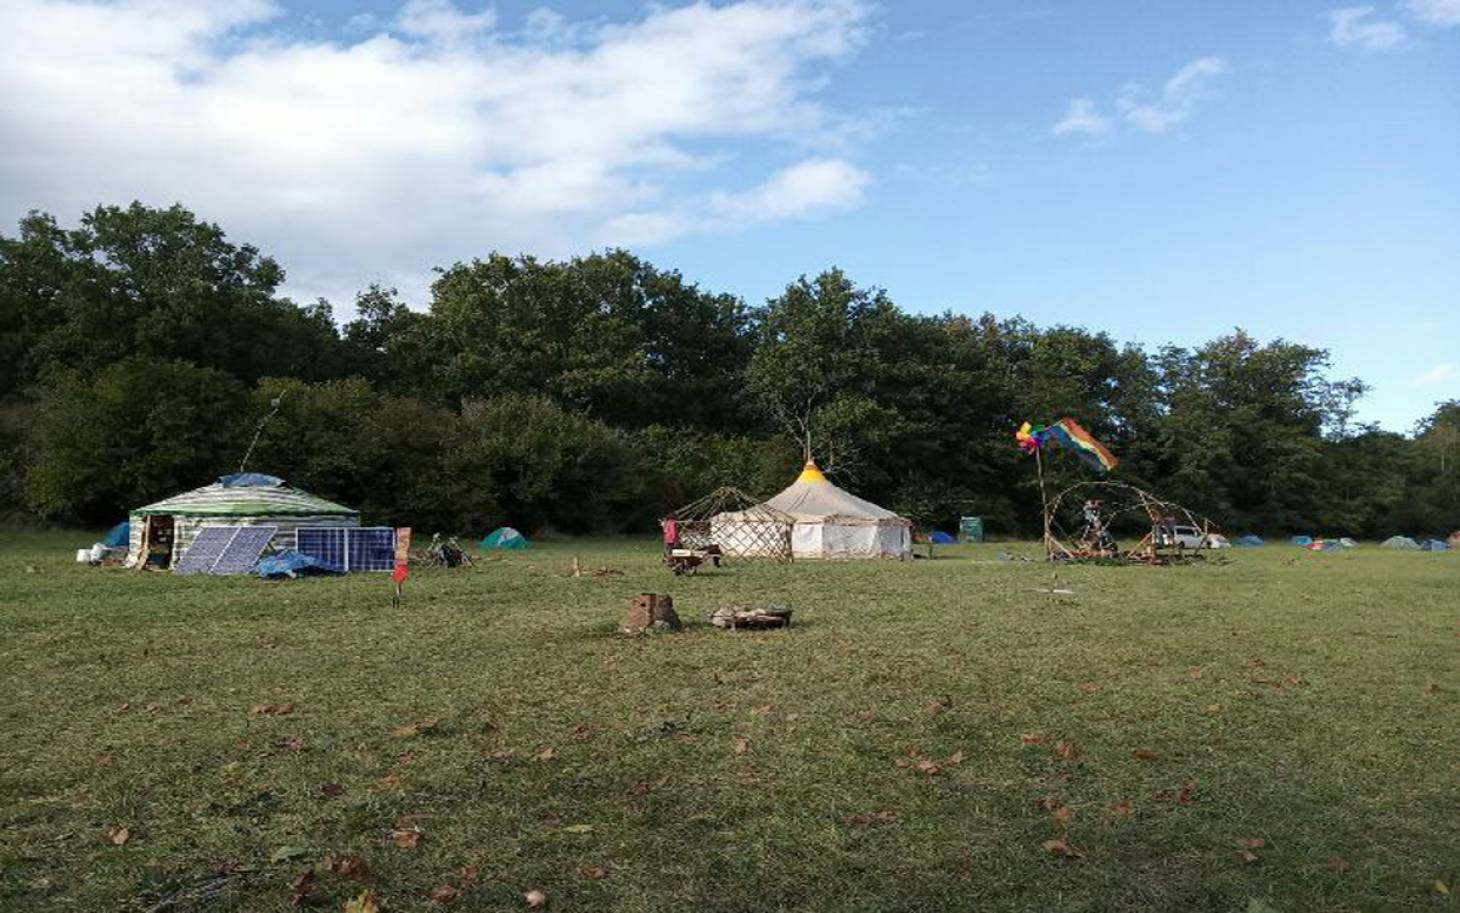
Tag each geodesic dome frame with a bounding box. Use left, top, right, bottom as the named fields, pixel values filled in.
left=1044, top=480, right=1220, bottom=563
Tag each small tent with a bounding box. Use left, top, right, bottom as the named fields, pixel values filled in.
left=1419, top=539, right=1449, bottom=552
left=480, top=527, right=529, bottom=550
left=719, top=461, right=911, bottom=560
left=1338, top=537, right=1358, bottom=548
left=1380, top=536, right=1421, bottom=550
left=929, top=530, right=957, bottom=545
left=1291, top=535, right=1313, bottom=546
left=127, top=474, right=359, bottom=569
left=1235, top=534, right=1264, bottom=546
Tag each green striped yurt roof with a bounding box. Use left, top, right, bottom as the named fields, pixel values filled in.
left=133, top=475, right=358, bottom=518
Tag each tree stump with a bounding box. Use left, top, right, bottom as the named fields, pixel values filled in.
left=623, top=593, right=680, bottom=633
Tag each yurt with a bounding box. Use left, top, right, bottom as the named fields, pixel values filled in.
left=718, top=461, right=911, bottom=560
left=127, top=473, right=359, bottom=569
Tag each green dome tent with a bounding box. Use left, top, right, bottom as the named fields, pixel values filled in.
left=480, top=527, right=529, bottom=550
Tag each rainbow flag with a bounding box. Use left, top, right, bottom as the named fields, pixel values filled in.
left=1014, top=418, right=1119, bottom=473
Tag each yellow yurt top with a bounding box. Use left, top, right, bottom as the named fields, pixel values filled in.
left=796, top=461, right=827, bottom=484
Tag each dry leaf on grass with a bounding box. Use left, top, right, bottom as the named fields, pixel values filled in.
left=392, top=829, right=422, bottom=849
left=1188, top=667, right=1203, bottom=679
left=1078, top=682, right=1102, bottom=693
left=1130, top=749, right=1160, bottom=762
left=1326, top=855, right=1351, bottom=873
left=430, top=884, right=459, bottom=905
left=584, top=866, right=609, bottom=879
left=392, top=719, right=439, bottom=738
left=1050, top=804, right=1073, bottom=824
left=1176, top=781, right=1197, bottom=805
left=947, top=750, right=966, bottom=765
left=844, top=810, right=899, bottom=828
left=1020, top=733, right=1047, bottom=745
left=288, top=869, right=316, bottom=906
left=1207, top=703, right=1223, bottom=713
left=251, top=702, right=295, bottom=715
left=343, top=890, right=380, bottom=913
left=525, top=888, right=548, bottom=908
left=732, top=738, right=748, bottom=756
left=1053, top=741, right=1081, bottom=761
left=320, top=782, right=345, bottom=798
left=105, top=826, right=130, bottom=846
left=458, top=865, right=481, bottom=882
left=277, top=737, right=307, bottom=752
left=1042, top=838, right=1084, bottom=859
left=916, top=759, right=940, bottom=776
left=628, top=782, right=649, bottom=796
left=329, top=854, right=368, bottom=880
left=1108, top=800, right=1134, bottom=815
left=1235, top=836, right=1265, bottom=863
left=535, top=747, right=556, bottom=762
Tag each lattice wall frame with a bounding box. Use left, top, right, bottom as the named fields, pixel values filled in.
left=669, top=487, right=794, bottom=562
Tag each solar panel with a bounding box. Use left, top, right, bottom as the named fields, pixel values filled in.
left=297, top=527, right=395, bottom=573
left=347, top=528, right=396, bottom=572
left=174, top=527, right=236, bottom=575
left=211, top=526, right=277, bottom=575
left=296, top=528, right=347, bottom=572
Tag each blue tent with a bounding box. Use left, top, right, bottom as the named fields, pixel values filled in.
left=1236, top=534, right=1264, bottom=546
left=1419, top=539, right=1449, bottom=552
left=1291, top=535, right=1313, bottom=546
left=929, top=530, right=956, bottom=544
left=1320, top=540, right=1343, bottom=551
left=101, top=521, right=130, bottom=548
left=257, top=549, right=343, bottom=579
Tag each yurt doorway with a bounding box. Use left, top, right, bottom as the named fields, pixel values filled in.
left=138, top=515, right=176, bottom=568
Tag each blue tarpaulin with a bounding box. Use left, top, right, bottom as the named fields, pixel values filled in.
left=257, top=549, right=343, bottom=579
left=218, top=472, right=284, bottom=488
left=1236, top=534, right=1264, bottom=546
left=929, top=530, right=956, bottom=544
left=101, top=521, right=130, bottom=548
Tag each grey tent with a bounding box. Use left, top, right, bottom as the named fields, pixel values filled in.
left=1380, top=536, right=1420, bottom=550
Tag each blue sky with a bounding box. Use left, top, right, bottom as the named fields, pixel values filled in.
left=2, top=0, right=1457, bottom=429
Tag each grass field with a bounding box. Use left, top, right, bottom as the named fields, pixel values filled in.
left=1, top=531, right=1456, bottom=912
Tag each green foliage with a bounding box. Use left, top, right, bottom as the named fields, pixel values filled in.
left=25, top=358, right=248, bottom=522
left=2, top=202, right=1453, bottom=538
left=452, top=394, right=643, bottom=533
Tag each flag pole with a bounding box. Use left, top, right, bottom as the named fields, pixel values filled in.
left=1036, top=445, right=1051, bottom=560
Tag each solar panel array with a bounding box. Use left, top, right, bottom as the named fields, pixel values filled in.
left=296, top=527, right=395, bottom=573
left=173, top=527, right=235, bottom=575
left=174, top=526, right=278, bottom=575
left=212, top=527, right=277, bottom=575
left=347, top=528, right=396, bottom=572
left=296, top=528, right=347, bottom=572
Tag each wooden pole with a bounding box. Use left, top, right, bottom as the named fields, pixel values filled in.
left=1036, top=446, right=1052, bottom=560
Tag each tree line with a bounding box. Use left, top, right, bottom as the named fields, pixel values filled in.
left=2, top=203, right=1456, bottom=539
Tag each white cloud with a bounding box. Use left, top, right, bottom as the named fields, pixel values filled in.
left=395, top=0, right=495, bottom=44
left=1054, top=58, right=1228, bottom=139
left=1325, top=7, right=1410, bottom=52
left=1419, top=362, right=1458, bottom=385
left=0, top=0, right=876, bottom=307
left=1403, top=0, right=1460, bottom=26
left=1117, top=57, right=1230, bottom=134
left=1052, top=98, right=1112, bottom=137
left=602, top=157, right=871, bottom=246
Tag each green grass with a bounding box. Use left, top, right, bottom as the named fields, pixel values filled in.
left=1, top=531, right=1456, bottom=912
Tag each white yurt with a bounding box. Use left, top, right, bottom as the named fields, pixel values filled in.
left=717, top=461, right=911, bottom=560
left=127, top=473, right=360, bottom=569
